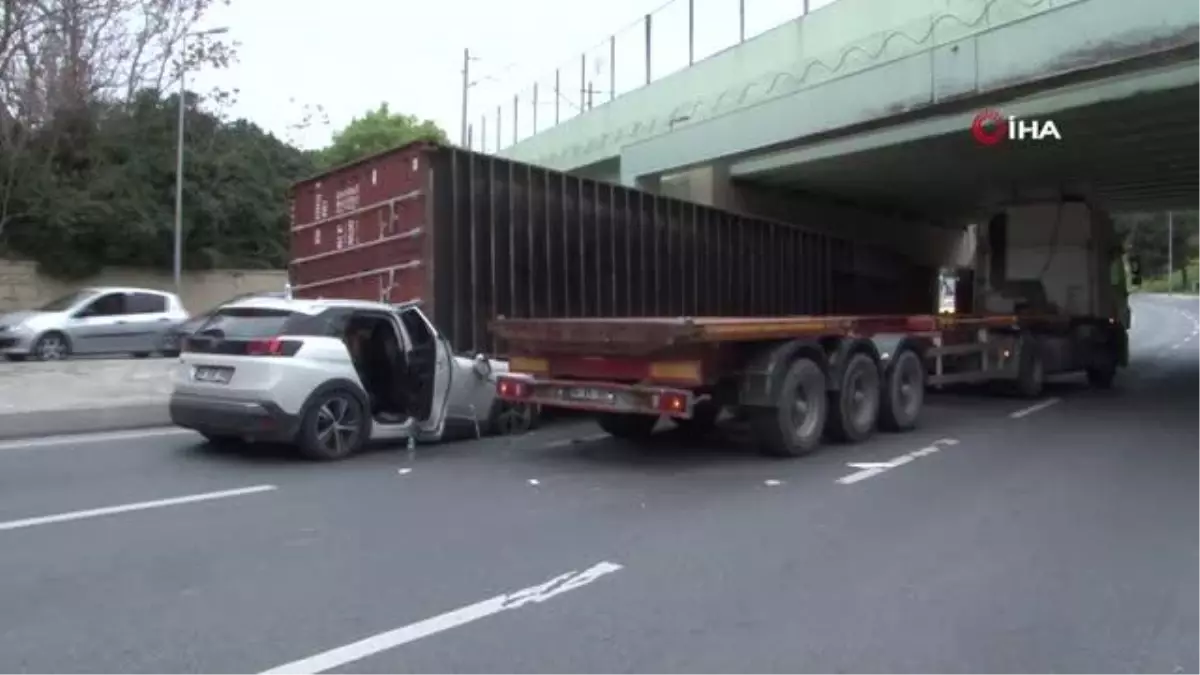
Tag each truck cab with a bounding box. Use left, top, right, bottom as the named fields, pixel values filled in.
left=953, top=200, right=1130, bottom=373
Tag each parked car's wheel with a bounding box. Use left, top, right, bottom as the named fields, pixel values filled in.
left=32, top=332, right=70, bottom=361
left=159, top=332, right=182, bottom=357
left=297, top=390, right=368, bottom=461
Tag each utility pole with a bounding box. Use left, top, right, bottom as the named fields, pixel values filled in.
left=1167, top=210, right=1174, bottom=295
left=175, top=26, right=228, bottom=294
left=460, top=48, right=471, bottom=147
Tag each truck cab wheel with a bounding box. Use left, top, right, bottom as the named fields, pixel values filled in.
left=879, top=349, right=924, bottom=432
left=596, top=412, right=658, bottom=440
left=824, top=352, right=881, bottom=443
left=752, top=356, right=827, bottom=458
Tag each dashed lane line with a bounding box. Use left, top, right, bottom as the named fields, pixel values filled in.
left=836, top=438, right=960, bottom=485
left=0, top=427, right=195, bottom=452
left=1009, top=397, right=1062, bottom=419
left=258, top=561, right=624, bottom=674
left=0, top=485, right=278, bottom=533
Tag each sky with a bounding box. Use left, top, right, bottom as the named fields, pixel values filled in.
left=192, top=0, right=837, bottom=152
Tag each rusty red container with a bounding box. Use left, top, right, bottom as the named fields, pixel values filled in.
left=289, top=142, right=935, bottom=355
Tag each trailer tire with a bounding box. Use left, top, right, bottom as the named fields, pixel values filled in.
left=879, top=349, right=924, bottom=432
left=597, top=412, right=658, bottom=440
left=824, top=352, right=881, bottom=443
left=752, top=357, right=827, bottom=458
left=1015, top=337, right=1045, bottom=399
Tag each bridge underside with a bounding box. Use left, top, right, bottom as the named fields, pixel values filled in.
left=731, top=68, right=1198, bottom=219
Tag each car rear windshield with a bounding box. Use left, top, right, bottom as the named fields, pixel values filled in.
left=194, top=308, right=300, bottom=340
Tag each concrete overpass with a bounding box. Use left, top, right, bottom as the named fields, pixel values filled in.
left=497, top=0, right=1198, bottom=253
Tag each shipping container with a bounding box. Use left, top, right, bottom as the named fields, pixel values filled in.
left=289, top=142, right=936, bottom=356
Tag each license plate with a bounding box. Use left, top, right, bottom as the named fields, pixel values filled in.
left=566, top=387, right=611, bottom=403
left=194, top=366, right=233, bottom=384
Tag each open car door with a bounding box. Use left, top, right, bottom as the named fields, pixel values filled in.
left=396, top=305, right=453, bottom=440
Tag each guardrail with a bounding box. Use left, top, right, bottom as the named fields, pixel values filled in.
left=467, top=0, right=830, bottom=153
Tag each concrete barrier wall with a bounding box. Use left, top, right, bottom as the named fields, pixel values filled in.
left=0, top=258, right=288, bottom=315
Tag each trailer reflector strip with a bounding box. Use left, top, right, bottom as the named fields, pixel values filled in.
left=648, top=360, right=702, bottom=385
left=509, top=356, right=549, bottom=374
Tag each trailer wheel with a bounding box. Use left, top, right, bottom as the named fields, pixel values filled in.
left=752, top=356, right=827, bottom=458
left=597, top=412, right=658, bottom=440
left=879, top=349, right=924, bottom=432
left=825, top=352, right=881, bottom=443
left=1015, top=337, right=1045, bottom=399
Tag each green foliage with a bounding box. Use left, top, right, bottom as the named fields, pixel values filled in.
left=1114, top=211, right=1199, bottom=290
left=318, top=103, right=448, bottom=169
left=1, top=90, right=317, bottom=279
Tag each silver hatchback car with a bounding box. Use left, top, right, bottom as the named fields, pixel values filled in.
left=0, top=287, right=188, bottom=361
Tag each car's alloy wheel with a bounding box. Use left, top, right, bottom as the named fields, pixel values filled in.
left=33, top=333, right=69, bottom=361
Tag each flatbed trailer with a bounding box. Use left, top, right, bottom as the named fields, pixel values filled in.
left=490, top=311, right=1126, bottom=457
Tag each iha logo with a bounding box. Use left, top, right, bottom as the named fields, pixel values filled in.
left=971, top=109, right=1062, bottom=145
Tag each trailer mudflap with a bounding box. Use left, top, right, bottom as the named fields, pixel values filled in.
left=496, top=376, right=696, bottom=419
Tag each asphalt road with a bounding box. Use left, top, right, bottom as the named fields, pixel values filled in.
left=0, top=295, right=1196, bottom=674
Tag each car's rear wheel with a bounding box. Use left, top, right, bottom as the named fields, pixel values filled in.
left=297, top=390, right=367, bottom=461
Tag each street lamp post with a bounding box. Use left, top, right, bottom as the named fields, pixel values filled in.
left=174, top=26, right=229, bottom=293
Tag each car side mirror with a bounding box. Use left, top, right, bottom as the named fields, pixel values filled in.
left=472, top=353, right=492, bottom=379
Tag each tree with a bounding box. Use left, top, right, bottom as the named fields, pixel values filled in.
left=1115, top=210, right=1199, bottom=286
left=3, top=87, right=314, bottom=278
left=0, top=0, right=238, bottom=237
left=319, top=103, right=448, bottom=169
left=0, top=0, right=313, bottom=279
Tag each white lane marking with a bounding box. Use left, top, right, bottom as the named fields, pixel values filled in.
left=0, top=485, right=277, bottom=533
left=527, top=478, right=541, bottom=486
left=396, top=468, right=413, bottom=476
left=1009, top=397, right=1062, bottom=419
left=763, top=479, right=783, bottom=486
left=0, top=427, right=195, bottom=452
left=836, top=438, right=958, bottom=485
left=259, top=561, right=624, bottom=675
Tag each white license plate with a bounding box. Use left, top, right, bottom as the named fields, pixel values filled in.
left=194, top=366, right=233, bottom=384
left=567, top=387, right=611, bottom=402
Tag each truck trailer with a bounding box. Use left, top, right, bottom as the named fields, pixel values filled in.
left=492, top=200, right=1131, bottom=457
left=287, top=142, right=938, bottom=356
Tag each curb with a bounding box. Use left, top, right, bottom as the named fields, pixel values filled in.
left=0, top=403, right=172, bottom=441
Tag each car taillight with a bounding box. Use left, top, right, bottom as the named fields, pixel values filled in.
left=246, top=338, right=301, bottom=357
left=497, top=377, right=531, bottom=399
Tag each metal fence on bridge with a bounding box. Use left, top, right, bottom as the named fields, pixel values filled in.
left=466, top=0, right=838, bottom=154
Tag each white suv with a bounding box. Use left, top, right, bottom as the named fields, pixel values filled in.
left=170, top=296, right=513, bottom=460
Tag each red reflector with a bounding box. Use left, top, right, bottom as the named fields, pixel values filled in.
left=658, top=392, right=688, bottom=414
